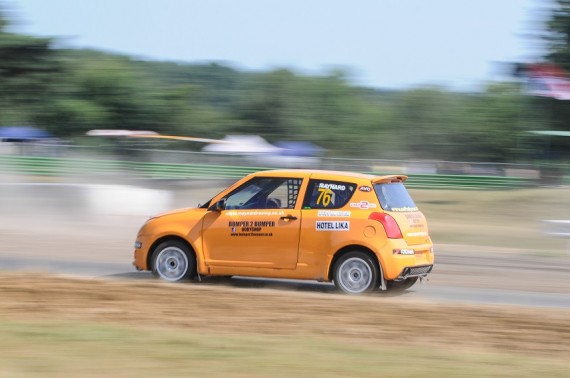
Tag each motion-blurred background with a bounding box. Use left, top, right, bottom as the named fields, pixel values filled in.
left=0, top=0, right=569, bottom=248
left=1, top=1, right=570, bottom=251
left=1, top=2, right=570, bottom=377
left=0, top=1, right=569, bottom=180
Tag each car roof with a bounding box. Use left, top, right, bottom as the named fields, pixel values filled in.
left=252, top=169, right=407, bottom=183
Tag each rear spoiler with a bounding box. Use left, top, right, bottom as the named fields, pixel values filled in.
left=371, top=175, right=408, bottom=184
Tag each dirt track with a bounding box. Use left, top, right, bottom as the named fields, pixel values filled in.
left=0, top=273, right=568, bottom=357
left=1, top=181, right=570, bottom=360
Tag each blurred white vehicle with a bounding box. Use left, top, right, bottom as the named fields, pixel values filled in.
left=202, top=135, right=322, bottom=169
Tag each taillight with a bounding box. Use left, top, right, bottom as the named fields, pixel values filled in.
left=369, top=212, right=403, bottom=239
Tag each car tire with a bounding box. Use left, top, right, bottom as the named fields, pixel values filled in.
left=333, top=251, right=379, bottom=294
left=151, top=240, right=194, bottom=282
left=386, top=277, right=418, bottom=292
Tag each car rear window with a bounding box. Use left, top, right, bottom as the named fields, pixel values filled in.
left=374, top=183, right=418, bottom=212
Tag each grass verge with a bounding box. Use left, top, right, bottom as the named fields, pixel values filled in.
left=1, top=320, right=569, bottom=378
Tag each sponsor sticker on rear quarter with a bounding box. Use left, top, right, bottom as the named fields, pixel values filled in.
left=350, top=201, right=377, bottom=210
left=316, top=221, right=350, bottom=231
left=317, top=210, right=351, bottom=217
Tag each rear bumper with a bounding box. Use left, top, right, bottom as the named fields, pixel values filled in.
left=377, top=239, right=434, bottom=280
left=394, top=264, right=433, bottom=281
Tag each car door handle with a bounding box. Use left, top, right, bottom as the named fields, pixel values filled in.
left=280, top=215, right=298, bottom=221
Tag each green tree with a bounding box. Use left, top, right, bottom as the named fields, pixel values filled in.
left=545, top=0, right=570, bottom=70
left=0, top=6, right=546, bottom=162
left=531, top=0, right=570, bottom=160
left=0, top=11, right=61, bottom=125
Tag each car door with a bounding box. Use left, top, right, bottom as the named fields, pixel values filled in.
left=202, top=176, right=303, bottom=269
left=298, top=178, right=358, bottom=261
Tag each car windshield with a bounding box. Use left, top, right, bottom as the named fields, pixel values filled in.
left=373, top=183, right=418, bottom=212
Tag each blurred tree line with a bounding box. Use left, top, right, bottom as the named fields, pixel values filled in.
left=534, top=0, right=570, bottom=162
left=1, top=6, right=568, bottom=162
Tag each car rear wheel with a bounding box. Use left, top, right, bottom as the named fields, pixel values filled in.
left=151, top=241, right=194, bottom=282
left=333, top=252, right=379, bottom=294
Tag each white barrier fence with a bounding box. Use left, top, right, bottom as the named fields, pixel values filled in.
left=544, top=220, right=570, bottom=255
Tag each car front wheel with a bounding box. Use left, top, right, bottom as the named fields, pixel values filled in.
left=151, top=241, right=194, bottom=282
left=333, top=252, right=379, bottom=294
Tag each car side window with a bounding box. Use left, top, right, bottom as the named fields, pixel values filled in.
left=303, top=180, right=356, bottom=209
left=225, top=177, right=303, bottom=210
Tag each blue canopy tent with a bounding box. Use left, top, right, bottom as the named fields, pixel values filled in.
left=0, top=126, right=52, bottom=142
left=274, top=141, right=323, bottom=157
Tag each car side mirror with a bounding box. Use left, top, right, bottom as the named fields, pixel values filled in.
left=209, top=198, right=226, bottom=212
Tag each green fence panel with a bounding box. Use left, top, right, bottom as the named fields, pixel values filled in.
left=0, top=155, right=538, bottom=189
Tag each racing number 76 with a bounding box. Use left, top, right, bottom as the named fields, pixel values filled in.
left=317, top=188, right=333, bottom=207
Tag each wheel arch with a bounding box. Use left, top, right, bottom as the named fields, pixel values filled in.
left=327, top=244, right=382, bottom=282
left=147, top=235, right=197, bottom=274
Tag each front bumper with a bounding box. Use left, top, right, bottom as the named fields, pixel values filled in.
left=133, top=234, right=153, bottom=271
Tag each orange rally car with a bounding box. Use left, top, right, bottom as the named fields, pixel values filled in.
left=133, top=169, right=434, bottom=294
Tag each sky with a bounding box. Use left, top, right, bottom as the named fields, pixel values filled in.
left=5, top=0, right=550, bottom=90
